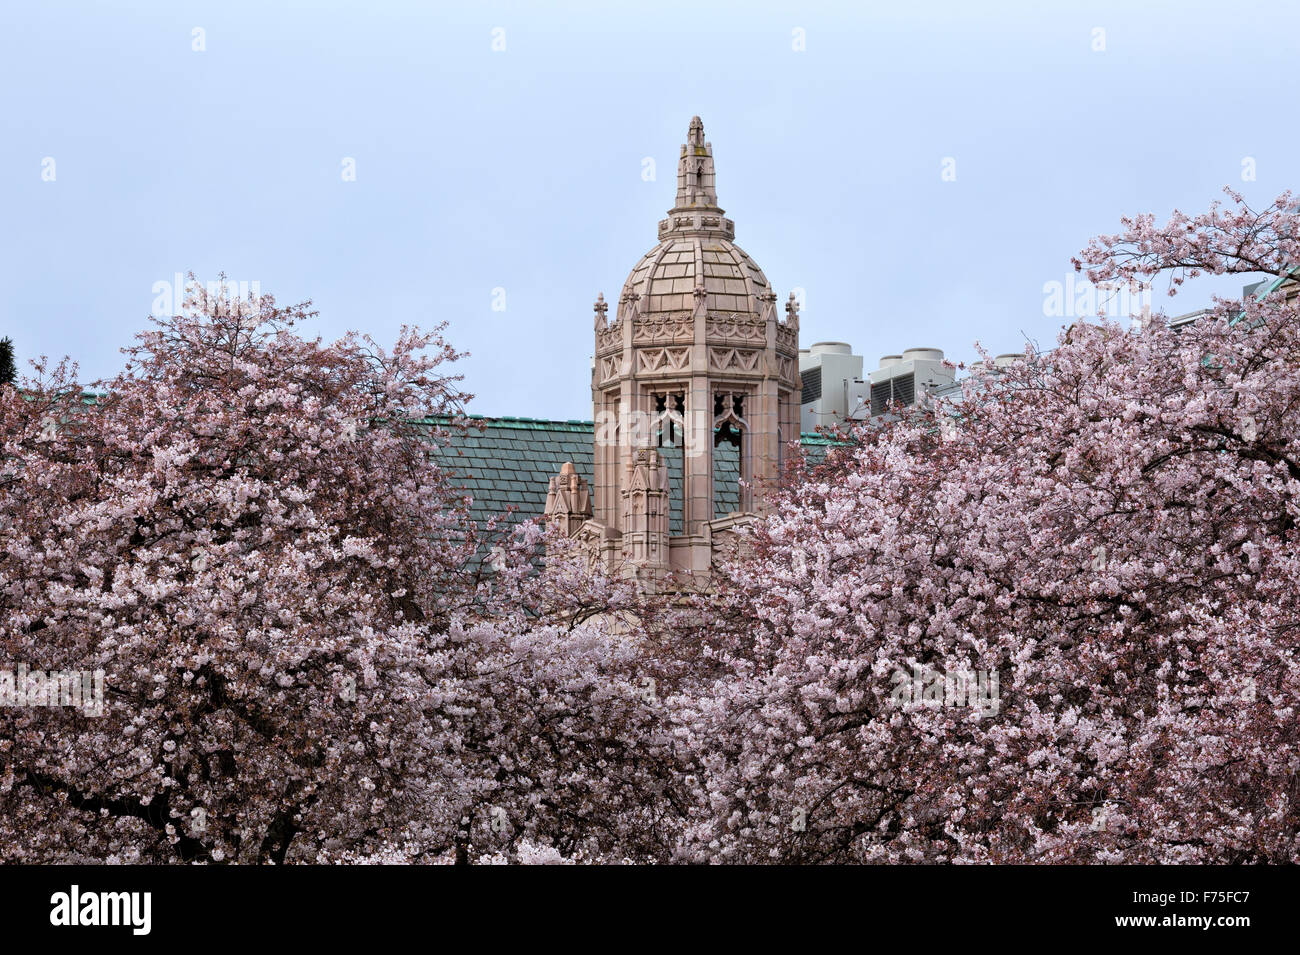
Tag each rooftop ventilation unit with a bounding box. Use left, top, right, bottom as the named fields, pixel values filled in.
left=799, top=342, right=863, bottom=432
left=870, top=373, right=915, bottom=415
left=800, top=366, right=822, bottom=404
left=858, top=346, right=955, bottom=418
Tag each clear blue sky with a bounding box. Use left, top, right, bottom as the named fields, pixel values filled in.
left=2, top=1, right=1296, bottom=419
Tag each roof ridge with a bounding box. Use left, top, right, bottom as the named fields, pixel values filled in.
left=436, top=414, right=595, bottom=428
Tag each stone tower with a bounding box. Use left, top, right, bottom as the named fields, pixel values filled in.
left=545, top=117, right=800, bottom=585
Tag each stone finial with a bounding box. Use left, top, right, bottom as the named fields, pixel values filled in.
left=673, top=115, right=719, bottom=213
left=692, top=278, right=708, bottom=312
left=593, top=292, right=608, bottom=329
left=687, top=115, right=705, bottom=146
left=785, top=291, right=801, bottom=325
left=624, top=447, right=667, bottom=491
left=618, top=289, right=642, bottom=322
left=544, top=461, right=592, bottom=541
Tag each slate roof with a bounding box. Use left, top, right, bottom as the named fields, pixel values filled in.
left=430, top=415, right=836, bottom=533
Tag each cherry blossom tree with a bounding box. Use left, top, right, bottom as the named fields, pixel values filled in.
left=675, top=190, right=1300, bottom=863
left=0, top=281, right=685, bottom=863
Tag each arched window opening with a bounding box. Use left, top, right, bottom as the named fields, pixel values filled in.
left=712, top=391, right=745, bottom=518
left=653, top=391, right=686, bottom=536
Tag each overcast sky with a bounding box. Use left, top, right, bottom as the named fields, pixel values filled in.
left=3, top=0, right=1297, bottom=419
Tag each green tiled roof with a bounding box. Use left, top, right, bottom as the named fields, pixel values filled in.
left=430, top=415, right=832, bottom=532
left=432, top=416, right=594, bottom=531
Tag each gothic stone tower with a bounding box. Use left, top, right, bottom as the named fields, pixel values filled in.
left=545, top=117, right=801, bottom=585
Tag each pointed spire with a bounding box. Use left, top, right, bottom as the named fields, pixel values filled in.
left=785, top=291, right=801, bottom=325
left=658, top=116, right=734, bottom=241
left=672, top=115, right=720, bottom=213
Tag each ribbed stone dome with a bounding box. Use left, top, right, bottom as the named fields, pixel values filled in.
left=613, top=116, right=776, bottom=323
left=619, top=236, right=771, bottom=318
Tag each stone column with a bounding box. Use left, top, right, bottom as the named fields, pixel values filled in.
left=621, top=447, right=670, bottom=582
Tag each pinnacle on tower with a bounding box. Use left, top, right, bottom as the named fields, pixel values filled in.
left=672, top=115, right=720, bottom=213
